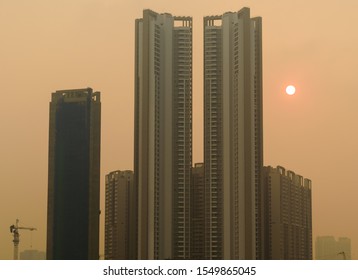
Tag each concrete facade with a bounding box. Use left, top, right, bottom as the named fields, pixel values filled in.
left=105, top=170, right=136, bottom=260
left=134, top=10, right=192, bottom=259
left=191, top=163, right=205, bottom=259
left=203, top=8, right=263, bottom=259
left=263, top=166, right=312, bottom=260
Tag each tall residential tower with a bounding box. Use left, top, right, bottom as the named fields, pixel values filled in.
left=134, top=10, right=192, bottom=259
left=47, top=88, right=101, bottom=260
left=203, top=8, right=263, bottom=259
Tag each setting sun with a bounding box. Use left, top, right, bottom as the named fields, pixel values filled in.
left=286, top=85, right=296, bottom=95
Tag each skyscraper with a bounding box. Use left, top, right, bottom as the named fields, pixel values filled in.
left=134, top=10, right=192, bottom=259
left=105, top=170, right=137, bottom=260
left=47, top=88, right=101, bottom=260
left=203, top=8, right=263, bottom=259
left=263, top=166, right=312, bottom=260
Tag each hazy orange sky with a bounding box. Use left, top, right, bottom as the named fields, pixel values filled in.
left=1, top=0, right=358, bottom=260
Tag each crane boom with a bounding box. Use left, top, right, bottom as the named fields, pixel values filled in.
left=18, top=227, right=36, bottom=231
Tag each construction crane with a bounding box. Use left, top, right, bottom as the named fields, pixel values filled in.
left=9, top=219, right=37, bottom=260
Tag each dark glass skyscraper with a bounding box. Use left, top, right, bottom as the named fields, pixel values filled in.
left=46, top=88, right=101, bottom=260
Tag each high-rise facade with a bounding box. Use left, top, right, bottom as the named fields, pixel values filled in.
left=105, top=170, right=137, bottom=260
left=134, top=10, right=192, bottom=259
left=47, top=88, right=101, bottom=260
left=191, top=163, right=205, bottom=259
left=263, top=166, right=312, bottom=260
left=203, top=8, right=263, bottom=259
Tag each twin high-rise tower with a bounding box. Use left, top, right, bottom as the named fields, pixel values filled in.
left=203, top=9, right=263, bottom=260
left=135, top=10, right=193, bottom=260
left=135, top=8, right=262, bottom=259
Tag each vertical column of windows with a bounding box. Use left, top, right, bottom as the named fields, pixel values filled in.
left=204, top=20, right=223, bottom=259
left=173, top=21, right=192, bottom=259
left=154, top=24, right=161, bottom=259
left=232, top=24, right=240, bottom=258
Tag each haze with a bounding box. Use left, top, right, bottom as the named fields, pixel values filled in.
left=1, top=0, right=357, bottom=259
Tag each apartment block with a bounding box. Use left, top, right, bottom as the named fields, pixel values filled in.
left=105, top=170, right=136, bottom=259
left=263, top=166, right=312, bottom=259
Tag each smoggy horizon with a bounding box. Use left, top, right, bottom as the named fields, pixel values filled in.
left=1, top=0, right=358, bottom=259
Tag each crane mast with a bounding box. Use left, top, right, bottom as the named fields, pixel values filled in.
left=9, top=219, right=37, bottom=260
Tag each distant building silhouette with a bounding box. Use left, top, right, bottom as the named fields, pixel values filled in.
left=203, top=8, right=263, bottom=259
left=20, top=250, right=46, bottom=260
left=262, top=166, right=312, bottom=259
left=191, top=163, right=205, bottom=259
left=105, top=170, right=137, bottom=260
left=135, top=10, right=192, bottom=259
left=315, top=236, right=336, bottom=260
left=315, top=236, right=351, bottom=260
left=337, top=237, right=352, bottom=260
left=46, top=88, right=101, bottom=260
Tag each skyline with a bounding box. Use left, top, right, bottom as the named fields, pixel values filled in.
left=1, top=0, right=358, bottom=259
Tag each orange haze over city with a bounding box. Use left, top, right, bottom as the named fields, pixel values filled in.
left=1, top=0, right=358, bottom=259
